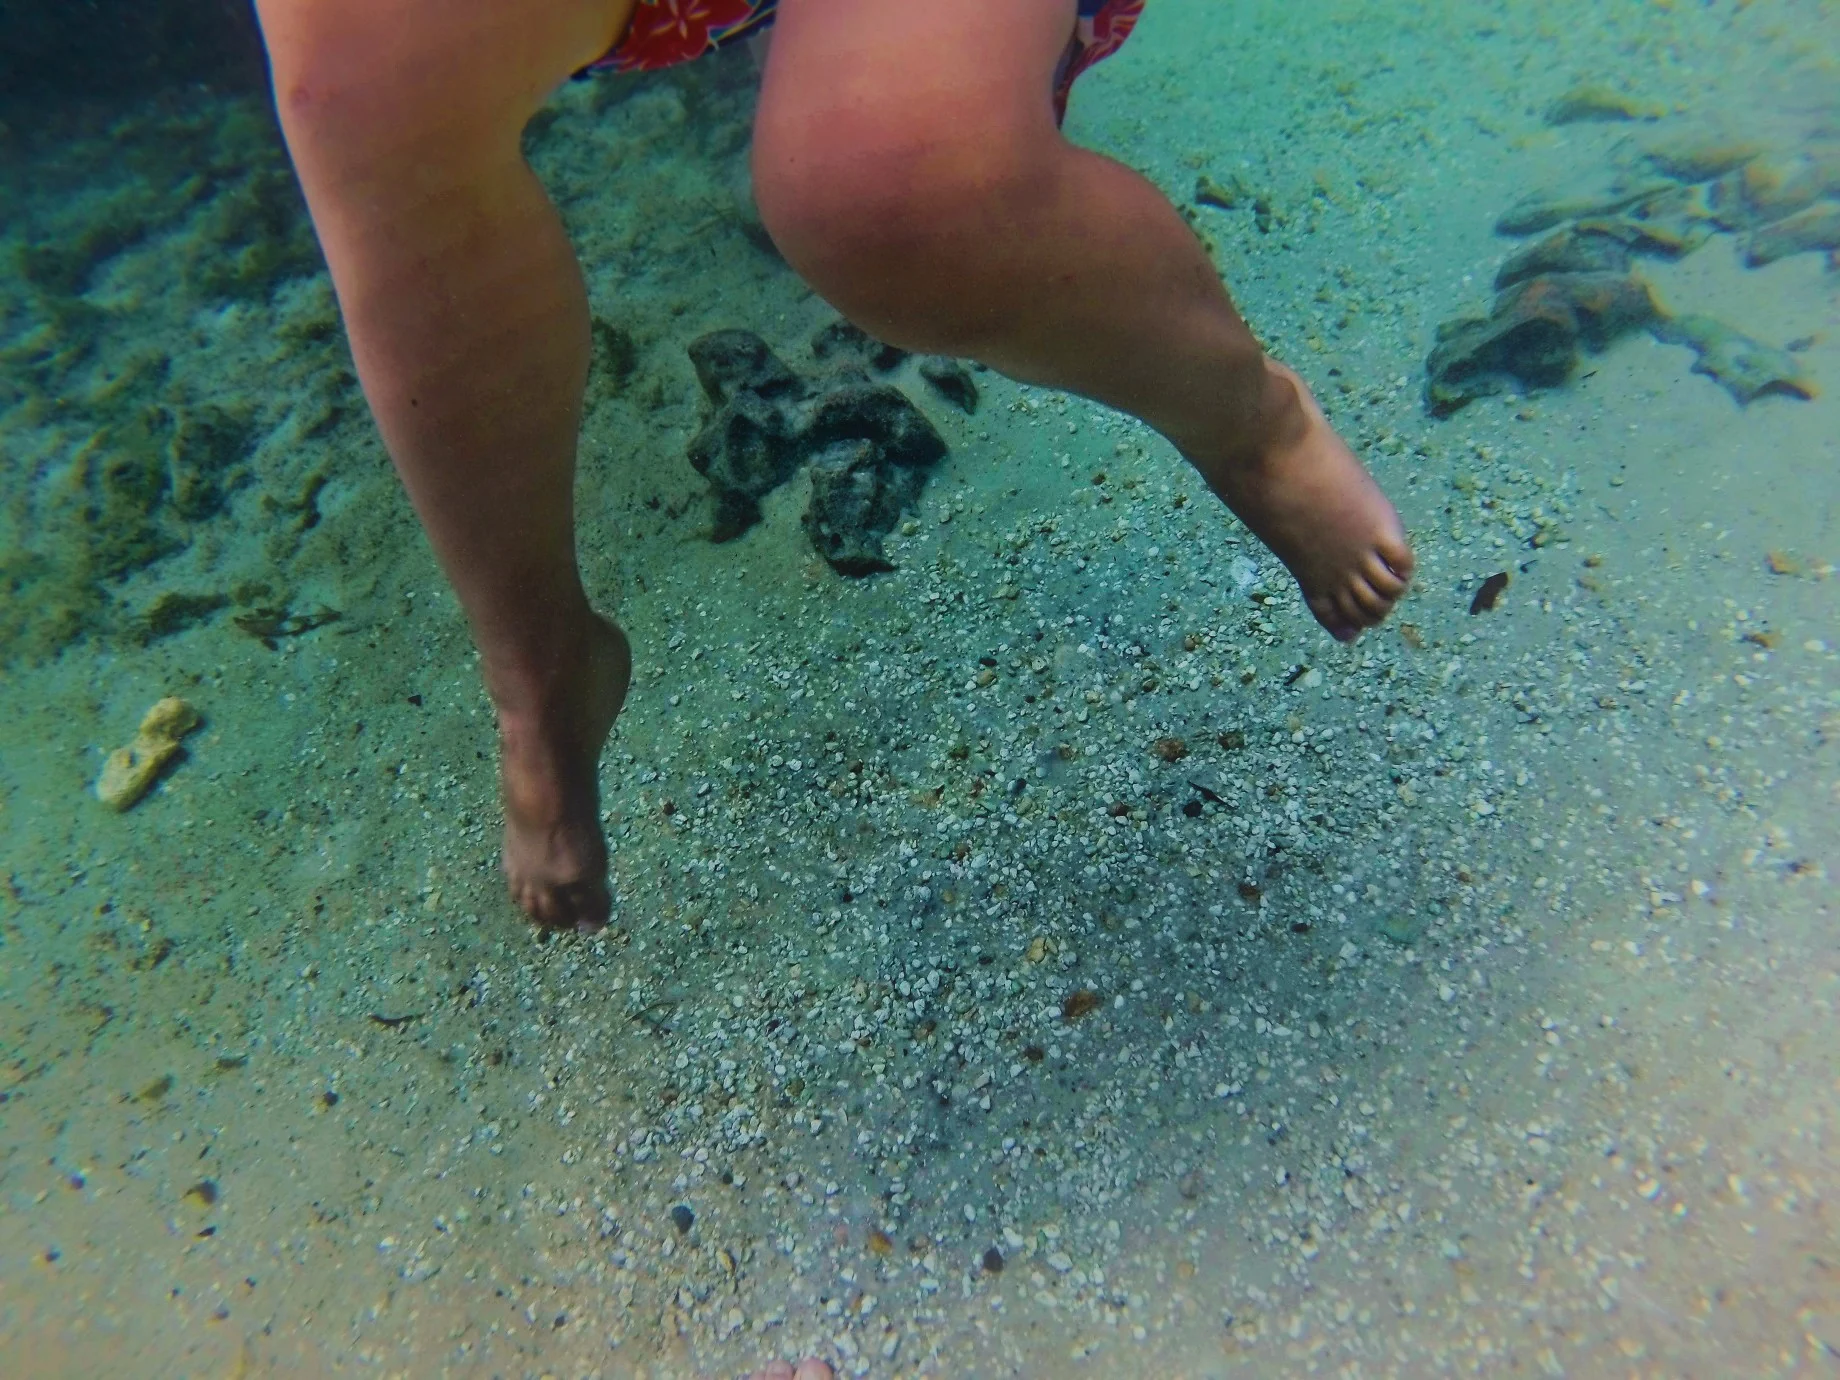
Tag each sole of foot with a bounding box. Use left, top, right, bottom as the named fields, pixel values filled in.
left=496, top=613, right=632, bottom=932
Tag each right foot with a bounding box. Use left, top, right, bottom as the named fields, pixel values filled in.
left=491, top=613, right=632, bottom=932
left=1191, top=360, right=1414, bottom=641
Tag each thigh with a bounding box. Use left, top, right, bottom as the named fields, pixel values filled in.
left=257, top=0, right=634, bottom=142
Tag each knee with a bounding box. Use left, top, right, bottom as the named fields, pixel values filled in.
left=261, top=2, right=409, bottom=143
left=257, top=0, right=530, bottom=160
left=751, top=97, right=1059, bottom=353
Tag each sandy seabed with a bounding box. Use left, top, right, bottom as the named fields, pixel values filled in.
left=2, top=1, right=1837, bottom=1376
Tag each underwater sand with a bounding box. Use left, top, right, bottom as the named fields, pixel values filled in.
left=2, top=1, right=1837, bottom=1376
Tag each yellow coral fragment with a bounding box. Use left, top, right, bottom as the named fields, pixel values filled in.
left=95, top=696, right=202, bottom=810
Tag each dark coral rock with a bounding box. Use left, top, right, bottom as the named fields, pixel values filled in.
left=803, top=439, right=922, bottom=575
left=688, top=329, right=806, bottom=406
left=684, top=330, right=948, bottom=568
left=1583, top=194, right=1717, bottom=258
left=1425, top=273, right=1658, bottom=414
left=1543, top=84, right=1665, bottom=126
left=1554, top=272, right=1661, bottom=347
left=804, top=383, right=947, bottom=471
left=1640, top=131, right=1764, bottom=182
left=1426, top=293, right=1578, bottom=414
left=810, top=319, right=908, bottom=373
left=684, top=331, right=810, bottom=522
left=687, top=390, right=803, bottom=503
left=918, top=357, right=979, bottom=413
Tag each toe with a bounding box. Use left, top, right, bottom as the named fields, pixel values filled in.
left=794, top=1362, right=834, bottom=1380
left=520, top=883, right=554, bottom=928
left=1307, top=594, right=1352, bottom=641
left=1331, top=585, right=1372, bottom=633
left=1362, top=551, right=1409, bottom=598
left=1376, top=534, right=1416, bottom=584
left=1346, top=576, right=1392, bottom=621
left=746, top=1365, right=792, bottom=1380
left=564, top=881, right=610, bottom=933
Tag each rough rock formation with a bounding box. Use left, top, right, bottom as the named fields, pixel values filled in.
left=684, top=329, right=947, bottom=571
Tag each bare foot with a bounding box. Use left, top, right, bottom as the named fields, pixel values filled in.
left=491, top=613, right=631, bottom=931
left=744, top=1361, right=832, bottom=1380
left=1191, top=360, right=1414, bottom=641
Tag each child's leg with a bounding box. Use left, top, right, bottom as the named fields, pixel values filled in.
left=257, top=0, right=634, bottom=929
left=753, top=0, right=1412, bottom=639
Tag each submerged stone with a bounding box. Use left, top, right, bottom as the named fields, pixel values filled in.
left=1495, top=178, right=1672, bottom=236
left=804, top=440, right=922, bottom=575
left=1744, top=201, right=1840, bottom=266
left=1425, top=273, right=1659, bottom=414
left=1706, top=150, right=1840, bottom=231
left=688, top=329, right=806, bottom=406
left=803, top=383, right=947, bottom=472
left=1640, top=130, right=1766, bottom=182
left=810, top=318, right=909, bottom=373
left=683, top=330, right=948, bottom=570
left=687, top=387, right=804, bottom=504
left=918, top=357, right=979, bottom=413
left=1652, top=314, right=1818, bottom=404
left=1494, top=225, right=1632, bottom=291
left=1544, top=83, right=1667, bottom=126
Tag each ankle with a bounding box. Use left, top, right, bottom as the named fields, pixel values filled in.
left=1184, top=355, right=1310, bottom=478
left=481, top=613, right=626, bottom=720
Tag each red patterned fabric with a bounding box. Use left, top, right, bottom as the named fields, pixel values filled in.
left=586, top=0, right=1147, bottom=122
left=598, top=0, right=774, bottom=73
left=1055, top=0, right=1145, bottom=120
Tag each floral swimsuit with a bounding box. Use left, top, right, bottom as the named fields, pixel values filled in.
left=586, top=0, right=1146, bottom=121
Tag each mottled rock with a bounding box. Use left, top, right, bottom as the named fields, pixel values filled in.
left=1707, top=150, right=1840, bottom=231
left=1641, top=130, right=1765, bottom=182
left=918, top=357, right=979, bottom=413
left=685, top=331, right=811, bottom=536
left=804, top=440, right=923, bottom=575
left=1496, top=179, right=1673, bottom=236
left=1586, top=185, right=1719, bottom=257
left=1744, top=201, right=1840, bottom=266
left=1425, top=273, right=1659, bottom=414
left=687, top=389, right=803, bottom=502
left=803, top=383, right=947, bottom=471
left=684, top=330, right=947, bottom=568
left=810, top=319, right=908, bottom=373
left=1544, top=83, right=1667, bottom=126
left=688, top=329, right=806, bottom=406
left=1652, top=314, right=1818, bottom=403
left=1495, top=225, right=1632, bottom=291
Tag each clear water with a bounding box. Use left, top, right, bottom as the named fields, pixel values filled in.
left=3, top=2, right=1836, bottom=1376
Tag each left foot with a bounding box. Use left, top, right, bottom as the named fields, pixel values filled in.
left=1189, top=360, right=1414, bottom=641
left=490, top=613, right=632, bottom=931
